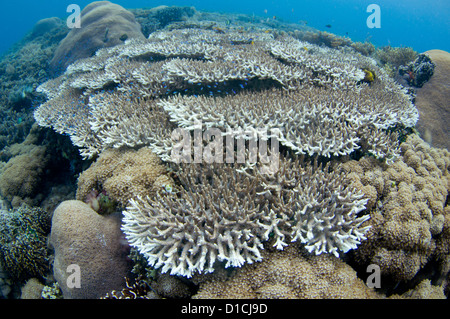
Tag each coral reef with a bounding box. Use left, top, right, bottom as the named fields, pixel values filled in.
left=76, top=147, right=173, bottom=208
left=122, top=155, right=371, bottom=277
left=414, top=49, right=450, bottom=150
left=0, top=142, right=48, bottom=206
left=293, top=30, right=352, bottom=49
left=0, top=124, right=81, bottom=209
left=35, top=28, right=417, bottom=162
left=132, top=5, right=197, bottom=37
left=374, top=46, right=418, bottom=77
left=342, top=134, right=449, bottom=285
left=20, top=278, right=45, bottom=299
left=0, top=17, right=68, bottom=150
left=49, top=200, right=131, bottom=299
left=0, top=205, right=51, bottom=283
left=399, top=53, right=435, bottom=88
left=192, top=242, right=381, bottom=299
left=1, top=1, right=447, bottom=300
left=49, top=1, right=145, bottom=75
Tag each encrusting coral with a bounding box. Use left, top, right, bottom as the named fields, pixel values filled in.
left=49, top=200, right=131, bottom=299
left=192, top=242, right=382, bottom=299
left=342, top=134, right=450, bottom=283
left=76, top=147, right=174, bottom=208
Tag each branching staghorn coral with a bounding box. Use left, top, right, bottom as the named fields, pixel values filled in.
left=121, top=156, right=371, bottom=277
left=34, top=28, right=418, bottom=161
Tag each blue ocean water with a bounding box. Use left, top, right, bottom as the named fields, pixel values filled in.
left=0, top=0, right=448, bottom=56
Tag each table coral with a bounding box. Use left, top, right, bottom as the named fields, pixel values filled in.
left=35, top=27, right=418, bottom=161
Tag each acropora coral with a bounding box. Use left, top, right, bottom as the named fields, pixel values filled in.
left=122, top=156, right=371, bottom=277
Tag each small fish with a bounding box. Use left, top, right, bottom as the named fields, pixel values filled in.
left=325, top=24, right=332, bottom=28
left=273, top=16, right=277, bottom=20
left=103, top=27, right=109, bottom=43
left=264, top=9, right=268, bottom=14
left=298, top=20, right=308, bottom=25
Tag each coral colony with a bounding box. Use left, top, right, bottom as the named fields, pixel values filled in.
left=34, top=28, right=419, bottom=277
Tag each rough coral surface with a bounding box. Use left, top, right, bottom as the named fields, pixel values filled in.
left=49, top=200, right=130, bottom=299
left=342, top=134, right=450, bottom=282
left=0, top=205, right=51, bottom=282
left=192, top=243, right=381, bottom=299
left=414, top=49, right=450, bottom=150
left=76, top=147, right=173, bottom=207
left=50, top=1, right=145, bottom=74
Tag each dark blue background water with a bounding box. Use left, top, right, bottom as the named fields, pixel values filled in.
left=0, top=0, right=449, bottom=56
